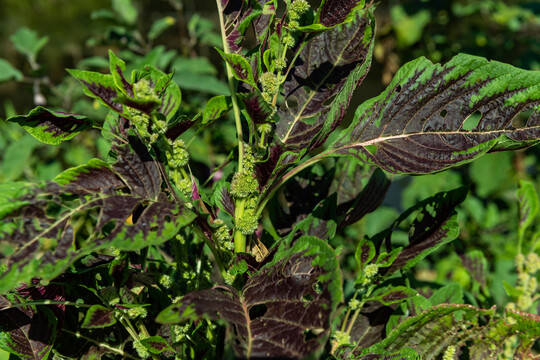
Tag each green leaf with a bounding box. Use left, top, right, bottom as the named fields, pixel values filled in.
left=142, top=66, right=181, bottom=121
left=112, top=0, right=138, bottom=25
left=7, top=106, right=96, bottom=145
left=0, top=59, right=23, bottom=82
left=327, top=54, right=540, bottom=174
left=517, top=180, right=538, bottom=233
left=372, top=304, right=540, bottom=359
left=10, top=27, right=49, bottom=61
left=355, top=237, right=375, bottom=271
left=81, top=305, right=117, bottom=328
left=139, top=336, right=173, bottom=354
left=369, top=286, right=417, bottom=306
left=148, top=17, right=176, bottom=41
left=215, top=49, right=257, bottom=88
left=1, top=135, right=39, bottom=181
left=202, top=95, right=232, bottom=125
left=67, top=69, right=123, bottom=113
left=0, top=182, right=31, bottom=219
left=108, top=50, right=132, bottom=96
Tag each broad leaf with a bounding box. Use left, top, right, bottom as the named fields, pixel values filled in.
left=0, top=59, right=23, bottom=82
left=53, top=159, right=124, bottom=195
left=277, top=4, right=375, bottom=149
left=328, top=54, right=540, bottom=174
left=0, top=138, right=195, bottom=292
left=139, top=336, right=173, bottom=354
left=112, top=139, right=162, bottom=200
left=157, top=236, right=342, bottom=359
left=0, top=295, right=57, bottom=360
left=81, top=305, right=116, bottom=328
left=218, top=0, right=263, bottom=53
left=67, top=69, right=123, bottom=113
left=8, top=106, right=96, bottom=145
left=202, top=95, right=232, bottom=125
left=10, top=27, right=48, bottom=61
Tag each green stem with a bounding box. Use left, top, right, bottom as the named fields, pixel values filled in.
left=345, top=286, right=374, bottom=336
left=62, top=329, right=139, bottom=360
left=234, top=198, right=247, bottom=253
left=216, top=0, right=244, bottom=172
left=216, top=0, right=249, bottom=253
left=0, top=300, right=93, bottom=311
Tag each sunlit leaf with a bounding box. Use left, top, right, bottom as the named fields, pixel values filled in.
left=8, top=107, right=96, bottom=145
left=328, top=54, right=540, bottom=174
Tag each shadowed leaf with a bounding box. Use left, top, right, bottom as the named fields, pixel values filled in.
left=112, top=138, right=162, bottom=199
left=52, top=159, right=125, bottom=195
left=81, top=305, right=116, bottom=328
left=0, top=296, right=57, bottom=360
left=140, top=336, right=173, bottom=354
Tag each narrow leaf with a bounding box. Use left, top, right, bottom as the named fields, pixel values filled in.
left=379, top=187, right=467, bottom=276
left=108, top=50, right=133, bottom=96
left=370, top=286, right=417, bottom=306
left=8, top=106, right=96, bottom=145
left=517, top=180, right=539, bottom=232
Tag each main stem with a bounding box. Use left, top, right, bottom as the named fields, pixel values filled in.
left=216, top=0, right=247, bottom=252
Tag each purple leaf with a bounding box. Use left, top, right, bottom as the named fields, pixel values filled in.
left=0, top=295, right=57, bottom=360
left=112, top=138, right=162, bottom=200
left=82, top=305, right=117, bottom=328
left=277, top=5, right=374, bottom=149
left=8, top=106, right=96, bottom=145
left=157, top=237, right=342, bottom=359
left=375, top=187, right=467, bottom=277
left=329, top=54, right=540, bottom=174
